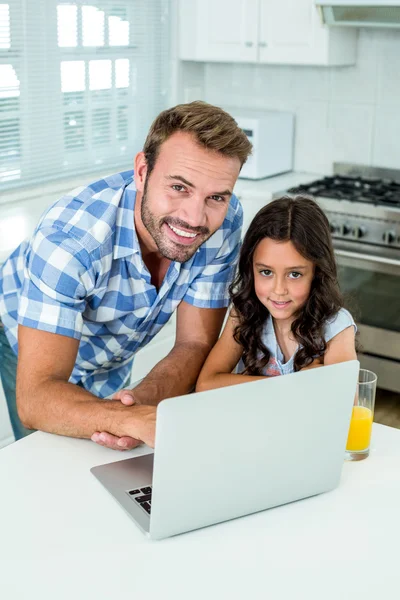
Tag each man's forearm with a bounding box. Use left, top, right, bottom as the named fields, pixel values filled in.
left=17, top=379, right=138, bottom=439
left=17, top=342, right=211, bottom=440
left=131, top=342, right=212, bottom=406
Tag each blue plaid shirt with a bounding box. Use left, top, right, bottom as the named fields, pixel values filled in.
left=0, top=171, right=242, bottom=398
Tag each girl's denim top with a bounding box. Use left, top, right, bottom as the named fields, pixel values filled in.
left=236, top=308, right=356, bottom=376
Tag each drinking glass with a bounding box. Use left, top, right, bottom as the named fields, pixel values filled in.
left=345, top=369, right=377, bottom=461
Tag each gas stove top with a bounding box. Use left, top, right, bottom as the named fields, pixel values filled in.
left=289, top=175, right=400, bottom=208
left=286, top=163, right=400, bottom=252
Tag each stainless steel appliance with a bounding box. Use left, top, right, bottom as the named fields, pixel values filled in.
left=287, top=163, right=400, bottom=393
left=317, top=1, right=400, bottom=30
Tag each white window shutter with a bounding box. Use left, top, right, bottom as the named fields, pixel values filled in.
left=0, top=0, right=170, bottom=192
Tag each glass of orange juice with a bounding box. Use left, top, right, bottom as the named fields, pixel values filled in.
left=345, top=369, right=377, bottom=461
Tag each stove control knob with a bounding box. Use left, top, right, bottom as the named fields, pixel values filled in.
left=329, top=222, right=339, bottom=234
left=382, top=230, right=396, bottom=244
left=352, top=226, right=366, bottom=239
left=339, top=224, right=351, bottom=236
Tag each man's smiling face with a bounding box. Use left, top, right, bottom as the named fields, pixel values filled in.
left=134, top=131, right=241, bottom=263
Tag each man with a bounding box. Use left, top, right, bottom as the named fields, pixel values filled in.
left=0, top=101, right=252, bottom=450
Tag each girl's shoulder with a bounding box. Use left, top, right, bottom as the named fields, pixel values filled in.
left=324, top=308, right=357, bottom=343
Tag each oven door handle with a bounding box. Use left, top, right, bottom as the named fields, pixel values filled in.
left=335, top=249, right=400, bottom=268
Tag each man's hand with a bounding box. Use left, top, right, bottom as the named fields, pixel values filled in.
left=122, top=405, right=157, bottom=449
left=112, top=388, right=138, bottom=406
left=91, top=429, right=142, bottom=451
left=91, top=389, right=142, bottom=451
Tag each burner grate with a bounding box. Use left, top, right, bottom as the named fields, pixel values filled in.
left=288, top=175, right=400, bottom=208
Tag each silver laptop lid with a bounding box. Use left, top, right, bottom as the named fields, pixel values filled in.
left=149, top=360, right=359, bottom=539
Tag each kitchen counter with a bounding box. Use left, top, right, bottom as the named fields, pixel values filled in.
left=234, top=170, right=322, bottom=235
left=234, top=170, right=320, bottom=200
left=0, top=423, right=399, bottom=599
left=0, top=170, right=321, bottom=265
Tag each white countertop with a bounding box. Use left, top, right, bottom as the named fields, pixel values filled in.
left=0, top=170, right=321, bottom=265
left=234, top=170, right=320, bottom=200
left=0, top=423, right=399, bottom=600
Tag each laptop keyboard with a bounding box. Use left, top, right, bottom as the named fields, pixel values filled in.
left=127, top=486, right=152, bottom=515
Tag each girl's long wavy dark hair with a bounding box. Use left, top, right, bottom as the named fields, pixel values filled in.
left=230, top=195, right=344, bottom=374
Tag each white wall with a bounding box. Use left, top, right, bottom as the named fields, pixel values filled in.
left=179, top=29, right=400, bottom=175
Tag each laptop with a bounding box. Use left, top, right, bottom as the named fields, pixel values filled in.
left=91, top=360, right=359, bottom=540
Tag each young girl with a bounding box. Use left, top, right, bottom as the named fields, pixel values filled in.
left=196, top=195, right=357, bottom=391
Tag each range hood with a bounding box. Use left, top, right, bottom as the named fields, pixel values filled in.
left=316, top=1, right=400, bottom=28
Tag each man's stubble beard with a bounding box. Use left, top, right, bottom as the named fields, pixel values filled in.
left=140, top=176, right=212, bottom=263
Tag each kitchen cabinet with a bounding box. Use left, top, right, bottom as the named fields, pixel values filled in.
left=179, top=0, right=357, bottom=66
left=179, top=0, right=259, bottom=63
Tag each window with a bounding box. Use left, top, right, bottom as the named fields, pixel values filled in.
left=0, top=0, right=170, bottom=192
left=0, top=3, right=20, bottom=183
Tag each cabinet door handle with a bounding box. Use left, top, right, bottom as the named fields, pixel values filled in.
left=259, top=41, right=267, bottom=48
left=245, top=41, right=253, bottom=47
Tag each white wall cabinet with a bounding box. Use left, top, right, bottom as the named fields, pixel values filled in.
left=180, top=0, right=259, bottom=63
left=179, top=0, right=357, bottom=66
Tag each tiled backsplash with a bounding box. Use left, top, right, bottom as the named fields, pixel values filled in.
left=180, top=29, right=400, bottom=175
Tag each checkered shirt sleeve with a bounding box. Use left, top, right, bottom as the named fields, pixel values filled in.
left=18, top=227, right=96, bottom=339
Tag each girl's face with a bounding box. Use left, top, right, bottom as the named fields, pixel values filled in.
left=253, top=238, right=315, bottom=325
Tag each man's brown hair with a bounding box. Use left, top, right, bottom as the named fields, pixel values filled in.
left=143, top=101, right=252, bottom=175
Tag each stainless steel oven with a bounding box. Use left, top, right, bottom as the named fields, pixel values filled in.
left=287, top=163, right=400, bottom=393
left=336, top=245, right=400, bottom=392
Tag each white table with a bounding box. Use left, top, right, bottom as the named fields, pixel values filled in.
left=0, top=424, right=399, bottom=600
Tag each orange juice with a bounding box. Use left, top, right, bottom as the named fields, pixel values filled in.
left=346, top=406, right=373, bottom=452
